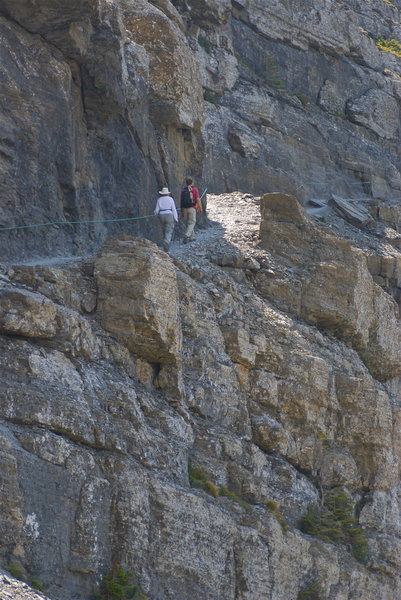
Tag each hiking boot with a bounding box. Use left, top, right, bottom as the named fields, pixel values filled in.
left=163, top=241, right=170, bottom=252
left=183, top=236, right=189, bottom=244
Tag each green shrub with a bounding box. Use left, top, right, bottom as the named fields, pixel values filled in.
left=376, top=38, right=401, bottom=57
left=265, top=499, right=279, bottom=512
left=292, top=92, right=310, bottom=107
left=189, top=465, right=252, bottom=507
left=188, top=464, right=289, bottom=528
left=263, top=52, right=285, bottom=91
left=297, top=579, right=323, bottom=599
left=203, top=90, right=220, bottom=105
left=219, top=486, right=251, bottom=510
left=189, top=465, right=249, bottom=507
left=95, top=569, right=146, bottom=600
left=30, top=578, right=44, bottom=592
left=198, top=35, right=212, bottom=54
left=189, top=464, right=221, bottom=497
left=8, top=564, right=45, bottom=591
left=300, top=488, right=368, bottom=563
left=265, top=499, right=289, bottom=532
left=8, top=564, right=25, bottom=582
left=204, top=480, right=220, bottom=497
left=188, top=465, right=209, bottom=487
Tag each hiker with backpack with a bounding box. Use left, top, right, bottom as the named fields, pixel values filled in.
left=154, top=186, right=178, bottom=252
left=180, top=177, right=202, bottom=244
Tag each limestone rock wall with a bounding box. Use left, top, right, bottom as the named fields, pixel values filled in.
left=258, top=193, right=401, bottom=381
left=2, top=0, right=401, bottom=594
left=1, top=190, right=401, bottom=599
left=193, top=0, right=401, bottom=199
left=0, top=0, right=202, bottom=262
left=2, top=0, right=401, bottom=261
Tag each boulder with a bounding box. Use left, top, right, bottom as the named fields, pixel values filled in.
left=330, top=195, right=373, bottom=227
left=95, top=236, right=183, bottom=394
left=258, top=193, right=401, bottom=381
left=0, top=287, right=58, bottom=339
left=122, top=0, right=203, bottom=129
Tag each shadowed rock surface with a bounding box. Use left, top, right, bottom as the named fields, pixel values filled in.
left=1, top=0, right=401, bottom=261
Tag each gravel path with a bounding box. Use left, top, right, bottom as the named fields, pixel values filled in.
left=5, top=190, right=399, bottom=275
left=3, top=193, right=261, bottom=271
left=169, top=192, right=262, bottom=261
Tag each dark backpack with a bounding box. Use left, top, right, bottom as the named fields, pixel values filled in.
left=181, top=186, right=194, bottom=208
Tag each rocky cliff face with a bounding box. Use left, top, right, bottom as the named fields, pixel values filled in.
left=0, top=192, right=401, bottom=600
left=2, top=0, right=401, bottom=598
left=1, top=0, right=401, bottom=261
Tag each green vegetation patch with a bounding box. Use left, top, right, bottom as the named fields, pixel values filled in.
left=198, top=35, right=212, bottom=54
left=188, top=464, right=288, bottom=529
left=189, top=464, right=223, bottom=498
left=95, top=569, right=147, bottom=600
left=219, top=485, right=251, bottom=509
left=31, top=578, right=44, bottom=592
left=297, top=579, right=323, bottom=599
left=265, top=499, right=289, bottom=532
left=7, top=565, right=45, bottom=593
left=203, top=90, right=220, bottom=105
left=300, top=488, right=368, bottom=564
left=8, top=564, right=25, bottom=581
left=263, top=52, right=285, bottom=91
left=376, top=38, right=401, bottom=57
left=188, top=464, right=209, bottom=487
left=292, top=92, right=310, bottom=107
left=189, top=464, right=230, bottom=500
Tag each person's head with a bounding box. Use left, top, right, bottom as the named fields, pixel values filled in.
left=159, top=187, right=170, bottom=196
left=186, top=178, right=193, bottom=186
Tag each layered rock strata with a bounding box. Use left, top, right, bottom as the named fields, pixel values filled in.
left=2, top=0, right=401, bottom=261
left=0, top=193, right=401, bottom=599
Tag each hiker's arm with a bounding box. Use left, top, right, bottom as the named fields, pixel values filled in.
left=172, top=201, right=179, bottom=222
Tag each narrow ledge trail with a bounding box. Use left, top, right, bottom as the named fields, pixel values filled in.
left=2, top=192, right=262, bottom=271
left=169, top=192, right=262, bottom=262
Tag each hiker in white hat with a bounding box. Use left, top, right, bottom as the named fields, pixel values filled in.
left=154, top=186, right=178, bottom=252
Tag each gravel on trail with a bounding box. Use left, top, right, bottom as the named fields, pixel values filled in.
left=169, top=192, right=262, bottom=261
left=4, top=190, right=399, bottom=274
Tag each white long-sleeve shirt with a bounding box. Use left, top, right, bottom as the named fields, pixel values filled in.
left=154, top=195, right=178, bottom=222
